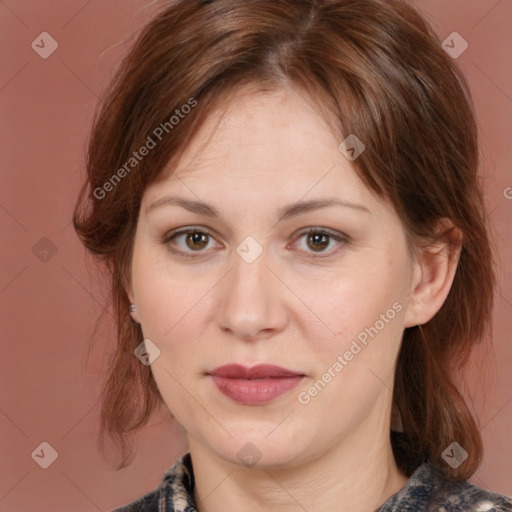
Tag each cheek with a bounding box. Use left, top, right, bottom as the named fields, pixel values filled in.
left=131, top=242, right=213, bottom=340
left=297, top=277, right=406, bottom=411
left=302, top=260, right=406, bottom=342
left=308, top=294, right=403, bottom=386
left=296, top=256, right=409, bottom=398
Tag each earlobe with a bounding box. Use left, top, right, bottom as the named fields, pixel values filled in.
left=127, top=286, right=141, bottom=324
left=125, top=266, right=141, bottom=323
left=403, top=258, right=424, bottom=328
left=128, top=301, right=141, bottom=324
left=403, top=219, right=462, bottom=328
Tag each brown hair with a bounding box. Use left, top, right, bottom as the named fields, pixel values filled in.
left=73, top=0, right=496, bottom=478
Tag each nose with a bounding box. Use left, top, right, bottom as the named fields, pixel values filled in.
left=216, top=248, right=288, bottom=341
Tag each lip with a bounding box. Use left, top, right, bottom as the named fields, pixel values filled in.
left=207, top=364, right=305, bottom=405
left=209, top=364, right=303, bottom=379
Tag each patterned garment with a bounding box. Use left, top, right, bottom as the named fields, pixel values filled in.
left=112, top=452, right=512, bottom=512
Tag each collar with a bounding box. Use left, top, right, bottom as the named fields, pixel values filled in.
left=159, top=452, right=512, bottom=512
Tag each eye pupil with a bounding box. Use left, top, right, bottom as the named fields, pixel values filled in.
left=307, top=233, right=329, bottom=251
left=187, top=232, right=208, bottom=249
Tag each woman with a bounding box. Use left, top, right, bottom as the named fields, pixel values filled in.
left=73, top=0, right=512, bottom=510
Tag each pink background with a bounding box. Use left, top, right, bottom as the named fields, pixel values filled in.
left=1, top=1, right=511, bottom=510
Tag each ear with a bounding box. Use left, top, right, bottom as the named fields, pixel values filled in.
left=127, top=293, right=141, bottom=324
left=125, top=273, right=141, bottom=324
left=403, top=218, right=462, bottom=328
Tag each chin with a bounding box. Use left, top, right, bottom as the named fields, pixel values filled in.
left=210, top=425, right=312, bottom=470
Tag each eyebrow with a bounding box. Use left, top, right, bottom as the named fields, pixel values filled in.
left=146, top=196, right=371, bottom=221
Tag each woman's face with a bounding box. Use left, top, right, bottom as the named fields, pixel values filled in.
left=129, top=86, right=421, bottom=468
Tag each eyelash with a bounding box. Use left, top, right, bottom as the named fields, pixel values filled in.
left=160, top=226, right=349, bottom=260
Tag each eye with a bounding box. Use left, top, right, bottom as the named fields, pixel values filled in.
left=161, top=227, right=220, bottom=257
left=292, top=228, right=348, bottom=257
left=161, top=226, right=348, bottom=259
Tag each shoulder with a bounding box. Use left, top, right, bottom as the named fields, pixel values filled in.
left=427, top=473, right=512, bottom=512
left=110, top=453, right=196, bottom=512
left=378, top=462, right=512, bottom=512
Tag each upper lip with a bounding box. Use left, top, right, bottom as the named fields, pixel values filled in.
left=208, top=364, right=304, bottom=379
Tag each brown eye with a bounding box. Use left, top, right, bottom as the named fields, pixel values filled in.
left=185, top=231, right=209, bottom=250
left=306, top=232, right=330, bottom=251
left=161, top=228, right=218, bottom=258
left=293, top=228, right=348, bottom=257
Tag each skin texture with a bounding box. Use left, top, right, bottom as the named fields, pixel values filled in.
left=128, top=85, right=460, bottom=512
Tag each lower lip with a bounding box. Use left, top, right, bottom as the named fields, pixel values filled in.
left=210, top=375, right=304, bottom=405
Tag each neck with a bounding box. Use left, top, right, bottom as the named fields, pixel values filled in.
left=189, top=422, right=409, bottom=512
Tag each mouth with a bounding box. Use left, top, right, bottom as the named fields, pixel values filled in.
left=207, top=364, right=305, bottom=405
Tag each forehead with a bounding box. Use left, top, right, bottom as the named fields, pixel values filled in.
left=143, top=85, right=376, bottom=209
